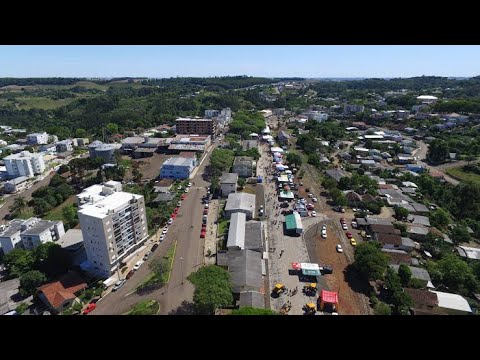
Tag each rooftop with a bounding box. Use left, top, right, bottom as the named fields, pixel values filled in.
left=4, top=151, right=43, bottom=160
left=431, top=291, right=472, bottom=313
left=78, top=191, right=143, bottom=219
left=57, top=229, right=83, bottom=251
left=162, top=157, right=195, bottom=167
left=225, top=193, right=256, bottom=213
left=456, top=246, right=480, bottom=260
left=325, top=168, right=349, bottom=182
left=220, top=250, right=263, bottom=294
left=244, top=221, right=263, bottom=251
left=407, top=225, right=429, bottom=235
left=390, top=265, right=432, bottom=282
left=227, top=212, right=246, bottom=249
left=405, top=288, right=438, bottom=308
left=221, top=173, right=239, bottom=184
left=22, top=220, right=61, bottom=236
left=38, top=271, right=87, bottom=310
left=176, top=117, right=212, bottom=122
left=407, top=214, right=431, bottom=227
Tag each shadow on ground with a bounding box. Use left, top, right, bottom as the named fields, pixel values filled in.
left=168, top=300, right=197, bottom=315
left=343, top=264, right=372, bottom=297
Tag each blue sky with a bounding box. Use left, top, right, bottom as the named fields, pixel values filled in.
left=0, top=45, right=479, bottom=78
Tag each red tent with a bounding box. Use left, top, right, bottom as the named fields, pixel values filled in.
left=321, top=290, right=338, bottom=304
left=291, top=262, right=302, bottom=270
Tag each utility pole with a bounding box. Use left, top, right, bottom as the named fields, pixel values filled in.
left=180, top=257, right=184, bottom=284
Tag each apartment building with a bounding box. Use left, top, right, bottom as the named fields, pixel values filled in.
left=27, top=132, right=49, bottom=145
left=160, top=157, right=196, bottom=179
left=4, top=151, right=46, bottom=178
left=77, top=181, right=148, bottom=278
left=55, top=139, right=74, bottom=153
left=175, top=117, right=216, bottom=135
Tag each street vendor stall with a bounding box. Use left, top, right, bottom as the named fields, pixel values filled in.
left=319, top=290, right=339, bottom=312
left=300, top=262, right=321, bottom=276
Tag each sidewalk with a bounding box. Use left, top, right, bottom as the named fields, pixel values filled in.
left=204, top=199, right=219, bottom=265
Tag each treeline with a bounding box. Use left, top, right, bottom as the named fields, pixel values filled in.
left=0, top=78, right=82, bottom=87
left=228, top=111, right=266, bottom=139
left=434, top=99, right=480, bottom=113
left=142, top=76, right=276, bottom=90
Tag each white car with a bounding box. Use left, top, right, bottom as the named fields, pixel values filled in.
left=342, top=223, right=348, bottom=230
left=312, top=198, right=318, bottom=202
left=336, top=244, right=343, bottom=253
left=168, top=218, right=174, bottom=225
left=177, top=186, right=183, bottom=190
left=177, top=201, right=182, bottom=207
left=162, top=227, right=168, bottom=235
left=112, top=279, right=126, bottom=292
left=308, top=193, right=314, bottom=198
left=159, top=234, right=165, bottom=241
left=311, top=211, right=317, bottom=217
left=187, top=182, right=192, bottom=187
left=204, top=204, right=209, bottom=209
left=322, top=224, right=327, bottom=230
left=184, top=188, right=189, bottom=193
left=133, top=260, right=144, bottom=271
left=321, top=232, right=327, bottom=239
left=351, top=221, right=358, bottom=229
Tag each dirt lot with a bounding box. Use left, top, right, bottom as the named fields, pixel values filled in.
left=130, top=153, right=171, bottom=180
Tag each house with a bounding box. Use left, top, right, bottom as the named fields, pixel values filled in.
left=226, top=213, right=264, bottom=252
left=224, top=193, right=256, bottom=220
left=443, top=113, right=469, bottom=123
left=405, top=288, right=440, bottom=315
left=217, top=249, right=265, bottom=309
left=360, top=159, right=376, bottom=168
left=37, top=271, right=87, bottom=314
left=152, top=192, right=176, bottom=203
left=456, top=246, right=480, bottom=261
left=429, top=291, right=472, bottom=314
left=153, top=178, right=174, bottom=193
left=277, top=130, right=291, bottom=144
left=407, top=288, right=472, bottom=315
left=407, top=225, right=429, bottom=241
left=241, top=140, right=258, bottom=151
left=233, top=156, right=254, bottom=178
left=220, top=173, right=238, bottom=197
left=345, top=191, right=362, bottom=207
left=407, top=214, right=431, bottom=227
left=55, top=139, right=73, bottom=153
left=325, top=168, right=349, bottom=183
left=382, top=249, right=414, bottom=265
left=390, top=265, right=433, bottom=287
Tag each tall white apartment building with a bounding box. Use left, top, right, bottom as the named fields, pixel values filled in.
left=4, top=151, right=46, bottom=178
left=27, top=132, right=49, bottom=145
left=77, top=181, right=148, bottom=278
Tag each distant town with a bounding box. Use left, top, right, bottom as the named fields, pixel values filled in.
left=1, top=75, right=479, bottom=316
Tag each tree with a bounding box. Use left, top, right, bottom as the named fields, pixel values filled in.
left=307, top=153, right=320, bottom=166
left=286, top=152, right=303, bottom=167
left=237, top=178, right=246, bottom=189
left=374, top=302, right=392, bottom=315
left=75, top=128, right=87, bottom=138
left=331, top=188, right=347, bottom=207
left=322, top=177, right=337, bottom=191
left=430, top=208, right=450, bottom=227
left=394, top=206, right=409, bottom=221
left=232, top=307, right=279, bottom=315
left=106, top=122, right=119, bottom=135
left=19, top=270, right=47, bottom=297
left=132, top=168, right=143, bottom=182
left=4, top=249, right=35, bottom=278
left=187, top=265, right=233, bottom=314
left=383, top=267, right=412, bottom=315
left=62, top=204, right=78, bottom=229
left=398, top=264, right=412, bottom=287
left=10, top=196, right=27, bottom=215
left=451, top=225, right=471, bottom=245
left=354, top=242, right=389, bottom=281
left=427, top=140, right=449, bottom=164
left=33, top=242, right=71, bottom=279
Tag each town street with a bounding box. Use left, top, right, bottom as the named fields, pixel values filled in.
left=93, top=144, right=215, bottom=315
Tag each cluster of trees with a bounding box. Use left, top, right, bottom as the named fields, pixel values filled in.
left=223, top=135, right=260, bottom=160
left=231, top=307, right=278, bottom=315
left=338, top=173, right=378, bottom=195
left=322, top=177, right=347, bottom=207
left=427, top=136, right=480, bottom=164
left=228, top=111, right=266, bottom=139
left=3, top=242, right=71, bottom=296
left=187, top=265, right=233, bottom=314
left=29, top=175, right=75, bottom=216
left=0, top=78, right=82, bottom=87
left=353, top=242, right=389, bottom=281
left=380, top=267, right=413, bottom=315
left=142, top=76, right=277, bottom=90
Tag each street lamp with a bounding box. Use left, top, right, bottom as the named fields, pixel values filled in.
left=180, top=257, right=184, bottom=284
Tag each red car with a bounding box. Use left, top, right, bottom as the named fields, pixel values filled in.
left=203, top=209, right=208, bottom=215
left=201, top=223, right=207, bottom=229
left=200, top=230, right=206, bottom=238
left=171, top=213, right=177, bottom=219
left=181, top=194, right=187, bottom=200
left=83, top=303, right=96, bottom=315
left=173, top=207, right=179, bottom=214
left=346, top=232, right=353, bottom=239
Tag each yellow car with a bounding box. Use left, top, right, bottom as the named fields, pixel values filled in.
left=350, top=238, right=357, bottom=246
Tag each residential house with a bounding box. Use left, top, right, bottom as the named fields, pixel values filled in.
left=233, top=156, right=254, bottom=178
left=407, top=225, right=429, bottom=241
left=220, top=173, right=238, bottom=197
left=325, top=168, right=349, bottom=183
left=406, top=288, right=472, bottom=315
left=224, top=193, right=256, bottom=220
left=277, top=130, right=291, bottom=145
left=390, top=265, right=433, bottom=287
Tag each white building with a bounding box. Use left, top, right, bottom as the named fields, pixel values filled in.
left=4, top=151, right=46, bottom=178
left=27, top=132, right=49, bottom=145
left=220, top=173, right=238, bottom=197
left=204, top=109, right=219, bottom=118
left=55, top=139, right=74, bottom=153
left=160, top=157, right=196, bottom=179
left=77, top=181, right=148, bottom=278
left=4, top=176, right=30, bottom=193
left=0, top=218, right=65, bottom=254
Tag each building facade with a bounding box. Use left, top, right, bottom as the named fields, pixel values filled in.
left=77, top=181, right=148, bottom=278
left=220, top=173, right=238, bottom=197
left=233, top=156, right=254, bottom=178
left=4, top=176, right=30, bottom=193
left=55, top=140, right=74, bottom=153
left=160, top=157, right=196, bottom=179
left=175, top=118, right=216, bottom=135
left=4, top=151, right=46, bottom=178
left=27, top=132, right=49, bottom=145
left=204, top=109, right=219, bottom=119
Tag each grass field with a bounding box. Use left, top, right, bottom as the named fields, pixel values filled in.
left=43, top=195, right=76, bottom=221
left=14, top=96, right=78, bottom=110
left=446, top=167, right=480, bottom=185
left=125, top=300, right=160, bottom=315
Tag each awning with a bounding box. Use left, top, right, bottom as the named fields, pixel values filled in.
left=321, top=290, right=338, bottom=304
left=302, top=268, right=321, bottom=276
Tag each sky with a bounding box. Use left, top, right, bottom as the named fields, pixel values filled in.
left=0, top=45, right=479, bottom=78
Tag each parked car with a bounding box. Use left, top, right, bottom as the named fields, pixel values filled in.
left=203, top=209, right=208, bottom=215
left=342, top=223, right=348, bottom=231
left=159, top=234, right=165, bottom=241
left=350, top=238, right=357, bottom=246
left=351, top=221, right=358, bottom=229
left=312, top=198, right=318, bottom=202
left=184, top=188, right=189, bottom=193
left=187, top=182, right=192, bottom=187
left=308, top=193, right=314, bottom=198
left=162, top=228, right=168, bottom=235
left=168, top=218, right=174, bottom=224
left=321, top=266, right=333, bottom=274
left=336, top=244, right=343, bottom=253
left=204, top=204, right=209, bottom=209
left=143, top=253, right=150, bottom=261
left=126, top=269, right=135, bottom=279
left=346, top=232, right=353, bottom=239
left=311, top=211, right=317, bottom=217
left=177, top=201, right=182, bottom=207
left=200, top=230, right=206, bottom=238
left=112, top=279, right=126, bottom=292
left=151, top=243, right=159, bottom=252
left=133, top=260, right=144, bottom=271
left=259, top=209, right=264, bottom=216
left=83, top=303, right=96, bottom=315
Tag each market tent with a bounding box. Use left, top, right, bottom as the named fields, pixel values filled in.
left=300, top=263, right=321, bottom=276
left=273, top=152, right=283, bottom=158
left=271, top=147, right=284, bottom=153
left=285, top=170, right=292, bottom=174
left=321, top=290, right=338, bottom=304
left=291, top=262, right=302, bottom=270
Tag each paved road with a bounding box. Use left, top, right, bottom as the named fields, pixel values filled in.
left=0, top=171, right=56, bottom=224
left=93, top=145, right=215, bottom=315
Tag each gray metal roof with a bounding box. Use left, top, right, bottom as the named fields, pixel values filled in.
left=57, top=229, right=84, bottom=251
left=221, top=173, right=239, bottom=184
left=407, top=214, right=431, bottom=227
left=0, top=220, right=26, bottom=237
left=412, top=203, right=430, bottom=213
left=407, top=225, right=429, bottom=235
left=152, top=192, right=176, bottom=203
left=390, top=265, right=432, bottom=282
left=244, top=221, right=263, bottom=251
left=223, top=249, right=263, bottom=294
left=22, top=220, right=60, bottom=236
left=325, top=168, right=349, bottom=182
left=239, top=291, right=265, bottom=309
left=225, top=193, right=256, bottom=213
left=227, top=212, right=246, bottom=249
